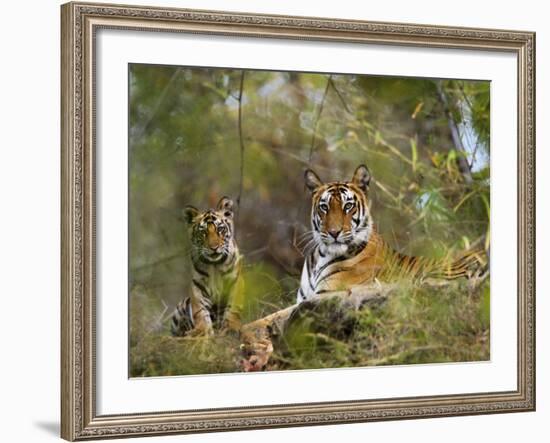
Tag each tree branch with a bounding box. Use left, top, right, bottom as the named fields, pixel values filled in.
left=308, top=75, right=332, bottom=164
left=328, top=77, right=352, bottom=114
left=436, top=81, right=473, bottom=185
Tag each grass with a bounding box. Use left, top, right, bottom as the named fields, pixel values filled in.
left=129, top=277, right=490, bottom=377
left=266, top=279, right=489, bottom=371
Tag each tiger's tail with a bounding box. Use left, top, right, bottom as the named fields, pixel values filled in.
left=428, top=248, right=489, bottom=281
left=388, top=246, right=489, bottom=283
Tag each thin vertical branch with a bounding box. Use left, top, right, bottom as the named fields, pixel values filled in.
left=328, top=77, right=352, bottom=114
left=294, top=75, right=333, bottom=252
left=236, top=71, right=246, bottom=220
left=308, top=75, right=332, bottom=164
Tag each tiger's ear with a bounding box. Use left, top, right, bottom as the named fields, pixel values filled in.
left=217, top=196, right=234, bottom=218
left=183, top=205, right=199, bottom=224
left=304, top=169, right=323, bottom=192
left=352, top=164, right=371, bottom=192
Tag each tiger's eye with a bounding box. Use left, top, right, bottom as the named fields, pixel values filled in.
left=319, top=203, right=329, bottom=212
left=344, top=202, right=354, bottom=212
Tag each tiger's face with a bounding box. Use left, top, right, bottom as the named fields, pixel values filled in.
left=305, top=165, right=373, bottom=256
left=184, top=196, right=235, bottom=263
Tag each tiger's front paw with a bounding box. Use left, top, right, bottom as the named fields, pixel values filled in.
left=220, top=313, right=242, bottom=336
left=185, top=325, right=214, bottom=338
left=219, top=325, right=240, bottom=338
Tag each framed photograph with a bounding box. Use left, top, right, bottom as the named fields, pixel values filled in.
left=61, top=1, right=535, bottom=440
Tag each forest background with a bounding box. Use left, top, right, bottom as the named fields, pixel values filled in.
left=128, top=65, right=490, bottom=376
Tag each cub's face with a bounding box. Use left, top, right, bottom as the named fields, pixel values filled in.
left=305, top=165, right=373, bottom=255
left=184, top=197, right=235, bottom=262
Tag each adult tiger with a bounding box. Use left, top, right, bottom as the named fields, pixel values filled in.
left=171, top=196, right=244, bottom=337
left=297, top=164, right=487, bottom=303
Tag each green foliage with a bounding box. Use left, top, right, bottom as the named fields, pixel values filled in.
left=130, top=280, right=489, bottom=376
left=131, top=334, right=242, bottom=377
left=128, top=64, right=490, bottom=376
left=269, top=280, right=490, bottom=370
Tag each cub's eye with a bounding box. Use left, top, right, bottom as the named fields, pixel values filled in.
left=319, top=203, right=329, bottom=213
left=344, top=202, right=354, bottom=212
left=218, top=226, right=227, bottom=235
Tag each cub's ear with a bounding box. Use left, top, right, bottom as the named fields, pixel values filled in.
left=183, top=205, right=199, bottom=224
left=352, top=164, right=371, bottom=192
left=217, top=196, right=234, bottom=218
left=304, top=169, right=323, bottom=192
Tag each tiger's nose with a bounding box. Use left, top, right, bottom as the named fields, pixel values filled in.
left=328, top=228, right=341, bottom=239
left=210, top=242, right=222, bottom=251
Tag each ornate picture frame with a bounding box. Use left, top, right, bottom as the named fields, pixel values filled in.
left=61, top=1, right=535, bottom=440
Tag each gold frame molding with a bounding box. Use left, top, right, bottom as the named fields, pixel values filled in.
left=61, top=1, right=536, bottom=440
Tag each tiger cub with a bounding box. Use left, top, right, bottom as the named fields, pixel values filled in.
left=171, top=196, right=244, bottom=337
left=297, top=164, right=487, bottom=303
